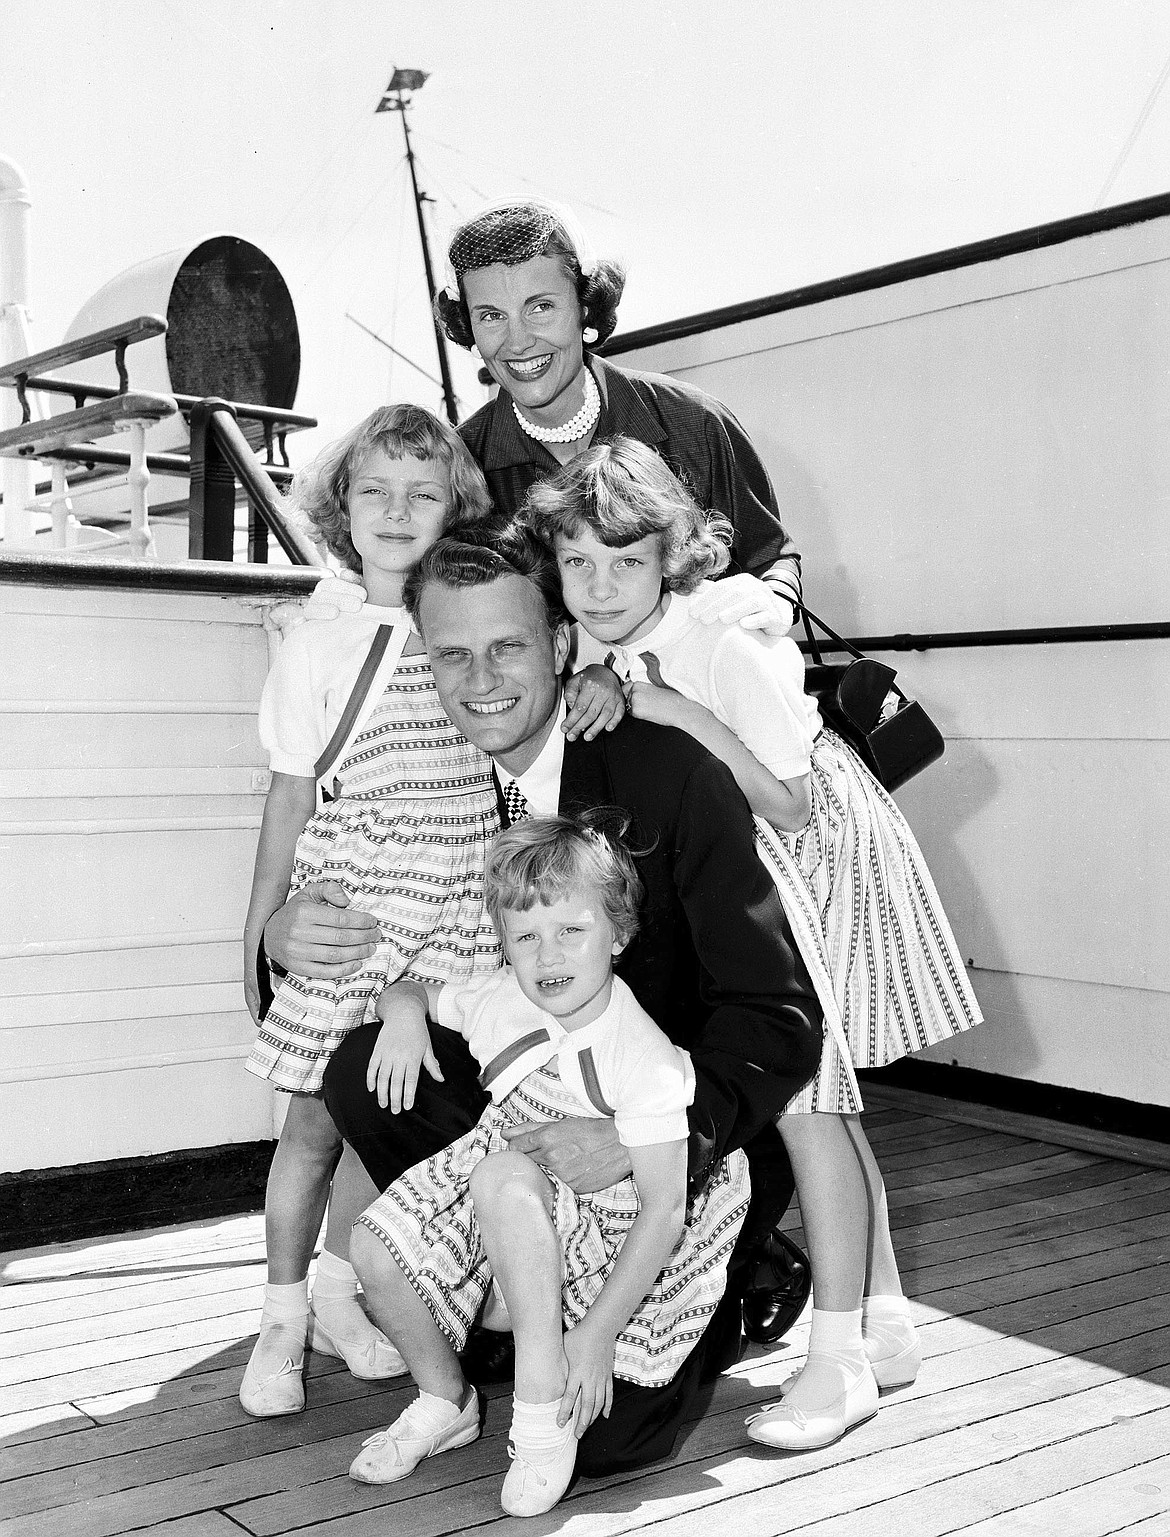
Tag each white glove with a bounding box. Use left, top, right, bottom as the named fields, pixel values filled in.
left=690, top=573, right=795, bottom=635
left=303, top=572, right=367, bottom=621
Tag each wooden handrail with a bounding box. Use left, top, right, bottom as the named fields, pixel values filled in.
left=0, top=315, right=166, bottom=393
left=1, top=373, right=317, bottom=432
left=0, top=393, right=177, bottom=458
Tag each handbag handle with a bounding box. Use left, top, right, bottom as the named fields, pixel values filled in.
left=798, top=602, right=870, bottom=668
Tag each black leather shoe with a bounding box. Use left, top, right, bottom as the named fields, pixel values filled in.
left=459, top=1325, right=516, bottom=1385
left=741, top=1230, right=812, bottom=1346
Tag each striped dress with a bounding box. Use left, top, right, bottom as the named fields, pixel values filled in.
left=247, top=653, right=501, bottom=1094
left=358, top=972, right=751, bottom=1388
left=576, top=589, right=983, bottom=1116
left=753, top=727, right=983, bottom=1114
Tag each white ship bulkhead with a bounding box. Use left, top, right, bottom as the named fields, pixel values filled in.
left=1, top=193, right=1167, bottom=1192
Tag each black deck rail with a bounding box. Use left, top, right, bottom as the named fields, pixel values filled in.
left=0, top=393, right=178, bottom=458
left=8, top=374, right=315, bottom=477
left=0, top=546, right=322, bottom=595
left=601, top=189, right=1170, bottom=358
left=188, top=400, right=321, bottom=566
left=798, top=619, right=1170, bottom=655
left=0, top=314, right=166, bottom=396
left=0, top=313, right=319, bottom=565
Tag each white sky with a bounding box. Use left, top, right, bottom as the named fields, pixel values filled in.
left=4, top=0, right=1170, bottom=454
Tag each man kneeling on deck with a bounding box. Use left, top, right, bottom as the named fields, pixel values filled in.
left=268, top=525, right=823, bottom=1478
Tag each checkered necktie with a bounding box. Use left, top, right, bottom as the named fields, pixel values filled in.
left=502, top=778, right=531, bottom=825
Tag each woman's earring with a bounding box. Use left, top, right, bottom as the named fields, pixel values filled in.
left=470, top=344, right=481, bottom=359
left=582, top=327, right=599, bottom=345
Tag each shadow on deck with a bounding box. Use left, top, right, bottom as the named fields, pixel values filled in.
left=3, top=1095, right=1169, bottom=1536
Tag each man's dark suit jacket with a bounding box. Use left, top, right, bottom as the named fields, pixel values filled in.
left=323, top=711, right=822, bottom=1200
left=320, top=711, right=822, bottom=1476
left=555, top=715, right=822, bottom=1176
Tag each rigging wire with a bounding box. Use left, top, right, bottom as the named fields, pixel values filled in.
left=293, top=157, right=407, bottom=297
left=416, top=133, right=620, bottom=219
left=381, top=173, right=411, bottom=397
left=410, top=151, right=472, bottom=244
left=345, top=313, right=444, bottom=388
left=416, top=152, right=485, bottom=210
left=270, top=102, right=381, bottom=238
left=1095, top=46, right=1170, bottom=208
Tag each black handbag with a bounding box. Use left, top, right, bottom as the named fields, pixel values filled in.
left=799, top=604, right=945, bottom=791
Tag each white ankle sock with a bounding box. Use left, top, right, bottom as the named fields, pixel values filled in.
left=511, top=1396, right=574, bottom=1456
left=312, top=1248, right=360, bottom=1302
left=862, top=1294, right=917, bottom=1353
left=261, top=1278, right=310, bottom=1326
left=310, top=1248, right=392, bottom=1347
left=406, top=1388, right=464, bottom=1435
left=807, top=1306, right=865, bottom=1358
left=250, top=1280, right=309, bottom=1374
left=863, top=1294, right=912, bottom=1328
left=783, top=1308, right=868, bottom=1413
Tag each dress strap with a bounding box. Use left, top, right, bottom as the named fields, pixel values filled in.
left=314, top=619, right=413, bottom=800
left=479, top=1028, right=553, bottom=1091
left=578, top=1046, right=617, bottom=1117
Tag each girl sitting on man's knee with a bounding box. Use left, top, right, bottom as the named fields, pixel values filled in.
left=348, top=814, right=750, bottom=1518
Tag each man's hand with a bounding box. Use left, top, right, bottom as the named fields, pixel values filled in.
left=501, top=1116, right=632, bottom=1192
left=263, top=882, right=379, bottom=978
left=563, top=664, right=626, bottom=741
left=690, top=573, right=795, bottom=635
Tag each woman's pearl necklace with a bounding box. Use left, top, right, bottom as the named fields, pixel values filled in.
left=512, top=368, right=601, bottom=444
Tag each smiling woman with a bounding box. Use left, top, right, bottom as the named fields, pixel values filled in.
left=435, top=199, right=804, bottom=616
left=462, top=257, right=594, bottom=439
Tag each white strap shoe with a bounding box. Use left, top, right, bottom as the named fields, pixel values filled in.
left=746, top=1358, right=879, bottom=1451
left=308, top=1298, right=408, bottom=1380
left=500, top=1427, right=578, bottom=1517
left=349, top=1386, right=481, bottom=1484
left=239, top=1322, right=306, bottom=1418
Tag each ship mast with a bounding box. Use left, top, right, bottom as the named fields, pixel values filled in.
left=376, top=69, right=459, bottom=426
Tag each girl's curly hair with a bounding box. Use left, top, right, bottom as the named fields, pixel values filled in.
left=287, top=403, right=493, bottom=575
left=522, top=436, right=731, bottom=593
left=485, top=809, right=642, bottom=949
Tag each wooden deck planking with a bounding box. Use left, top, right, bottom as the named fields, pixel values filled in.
left=2, top=1105, right=1168, bottom=1535
left=931, top=1450, right=1170, bottom=1535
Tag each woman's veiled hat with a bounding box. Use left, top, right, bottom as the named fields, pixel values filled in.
left=442, top=198, right=597, bottom=297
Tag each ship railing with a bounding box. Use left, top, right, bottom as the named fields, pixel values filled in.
left=0, top=314, right=322, bottom=565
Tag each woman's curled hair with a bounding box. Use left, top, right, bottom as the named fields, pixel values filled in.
left=434, top=202, right=626, bottom=356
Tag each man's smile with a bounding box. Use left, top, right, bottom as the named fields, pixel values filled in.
left=463, top=697, right=518, bottom=715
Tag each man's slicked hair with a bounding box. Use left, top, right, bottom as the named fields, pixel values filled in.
left=403, top=520, right=568, bottom=630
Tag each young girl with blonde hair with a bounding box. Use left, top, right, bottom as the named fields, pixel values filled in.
left=348, top=814, right=750, bottom=1517
left=239, top=404, right=503, bottom=1417
left=524, top=436, right=983, bottom=1451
